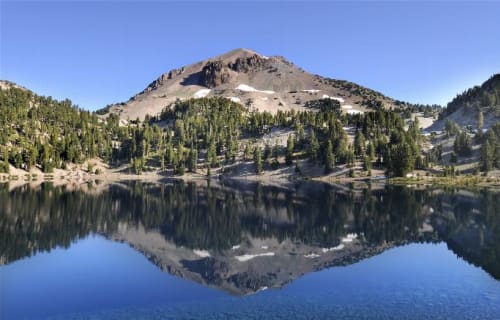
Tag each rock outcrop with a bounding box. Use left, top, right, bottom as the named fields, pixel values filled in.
left=200, top=60, right=232, bottom=88
left=229, top=54, right=267, bottom=73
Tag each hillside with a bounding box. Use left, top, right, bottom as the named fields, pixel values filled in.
left=2, top=61, right=498, bottom=182
left=430, top=74, right=500, bottom=131
left=1, top=78, right=425, bottom=180
left=100, top=48, right=408, bottom=121
left=0, top=80, right=114, bottom=174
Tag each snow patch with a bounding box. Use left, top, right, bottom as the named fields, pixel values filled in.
left=346, top=109, right=364, bottom=115
left=232, top=245, right=241, bottom=250
left=194, top=89, right=211, bottom=98
left=341, top=233, right=358, bottom=243
left=322, top=244, right=345, bottom=252
left=227, top=97, right=241, bottom=103
left=304, top=253, right=321, bottom=258
left=322, top=95, right=345, bottom=103
left=236, top=84, right=275, bottom=94
left=341, top=105, right=353, bottom=110
left=235, top=252, right=275, bottom=262
left=261, top=245, right=269, bottom=249
left=193, top=249, right=210, bottom=258
left=302, top=89, right=321, bottom=93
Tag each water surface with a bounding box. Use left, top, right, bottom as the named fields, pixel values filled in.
left=1, top=181, right=499, bottom=319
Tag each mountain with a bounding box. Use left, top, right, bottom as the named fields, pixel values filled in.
left=0, top=75, right=423, bottom=179
left=430, top=74, right=500, bottom=130
left=100, top=48, right=403, bottom=121
left=110, top=224, right=394, bottom=295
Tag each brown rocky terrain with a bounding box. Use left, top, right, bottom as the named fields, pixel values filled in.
left=101, top=48, right=402, bottom=121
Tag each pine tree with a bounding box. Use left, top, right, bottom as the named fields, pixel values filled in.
left=208, top=139, right=217, bottom=168
left=454, top=131, right=472, bottom=157
left=366, top=142, right=375, bottom=161
left=363, top=156, right=372, bottom=172
left=478, top=110, right=484, bottom=131
left=480, top=140, right=494, bottom=172
left=244, top=144, right=252, bottom=161
left=285, top=135, right=294, bottom=166
left=354, top=130, right=365, bottom=157
left=254, top=146, right=263, bottom=175
left=41, top=145, right=54, bottom=173
left=387, top=142, right=414, bottom=177
left=308, top=130, right=320, bottom=162
left=272, top=142, right=280, bottom=161
left=263, top=143, right=272, bottom=161
left=324, top=140, right=335, bottom=173
left=188, top=147, right=198, bottom=172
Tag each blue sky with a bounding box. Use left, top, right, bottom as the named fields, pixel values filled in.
left=1, top=1, right=499, bottom=111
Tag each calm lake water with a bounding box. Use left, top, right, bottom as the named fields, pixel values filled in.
left=1, top=181, right=499, bottom=319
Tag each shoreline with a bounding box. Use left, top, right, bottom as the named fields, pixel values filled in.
left=1, top=165, right=500, bottom=189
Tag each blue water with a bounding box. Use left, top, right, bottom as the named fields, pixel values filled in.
left=2, top=235, right=499, bottom=320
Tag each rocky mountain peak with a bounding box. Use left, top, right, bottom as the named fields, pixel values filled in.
left=229, top=54, right=268, bottom=73
left=102, top=48, right=401, bottom=121
left=200, top=60, right=232, bottom=88
left=199, top=53, right=269, bottom=88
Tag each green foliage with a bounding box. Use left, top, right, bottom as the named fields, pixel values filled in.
left=270, top=159, right=280, bottom=170
left=454, top=132, right=473, bottom=157
left=254, top=146, right=263, bottom=175
left=363, top=156, right=372, bottom=172
left=263, top=143, right=272, bottom=160
left=445, top=119, right=461, bottom=137
left=1, top=87, right=427, bottom=178
left=188, top=147, right=198, bottom=172
left=243, top=144, right=252, bottom=161
left=450, top=152, right=457, bottom=164
left=285, top=135, right=294, bottom=166
left=324, top=140, right=335, bottom=174
left=0, top=160, right=9, bottom=173
left=442, top=74, right=500, bottom=118
left=132, top=157, right=145, bottom=175
left=387, top=141, right=415, bottom=177
left=480, top=124, right=500, bottom=172
left=442, top=165, right=457, bottom=177
left=354, top=130, right=365, bottom=157
left=308, top=130, right=320, bottom=163
left=478, top=111, right=484, bottom=130
left=0, top=86, right=128, bottom=172
left=304, top=98, right=341, bottom=114
left=366, top=142, right=375, bottom=161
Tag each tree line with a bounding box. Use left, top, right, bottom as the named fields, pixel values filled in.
left=1, top=86, right=425, bottom=177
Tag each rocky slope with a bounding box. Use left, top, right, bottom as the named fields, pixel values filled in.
left=110, top=223, right=396, bottom=296
left=100, top=48, right=403, bottom=121
left=430, top=74, right=500, bottom=131
left=0, top=80, right=29, bottom=91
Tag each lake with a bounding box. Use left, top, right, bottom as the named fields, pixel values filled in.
left=1, top=181, right=499, bottom=319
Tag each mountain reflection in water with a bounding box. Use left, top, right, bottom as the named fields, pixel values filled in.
left=0, top=181, right=499, bottom=295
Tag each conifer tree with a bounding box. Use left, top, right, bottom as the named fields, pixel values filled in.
left=254, top=146, right=263, bottom=175
left=324, top=140, right=335, bottom=173
left=308, top=130, right=320, bottom=162
left=285, top=135, right=294, bottom=166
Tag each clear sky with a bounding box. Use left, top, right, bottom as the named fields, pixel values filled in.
left=1, top=1, right=499, bottom=111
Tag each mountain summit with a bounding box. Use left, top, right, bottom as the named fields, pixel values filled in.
left=102, top=48, right=399, bottom=120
